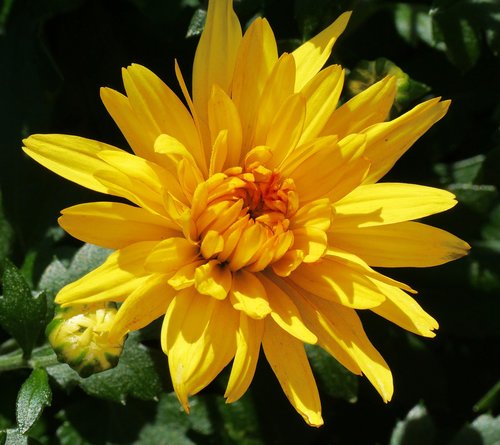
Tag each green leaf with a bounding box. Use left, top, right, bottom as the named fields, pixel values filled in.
left=305, top=344, right=358, bottom=402
left=451, top=414, right=500, bottom=445
left=3, top=429, right=28, bottom=445
left=449, top=184, right=498, bottom=215
left=46, top=332, right=167, bottom=403
left=186, top=7, right=206, bottom=38
left=394, top=4, right=434, bottom=48
left=15, top=369, right=51, bottom=435
left=389, top=403, right=435, bottom=445
left=0, top=191, right=13, bottom=265
left=474, top=381, right=500, bottom=413
left=346, top=58, right=430, bottom=116
left=38, top=243, right=112, bottom=297
left=0, top=260, right=47, bottom=357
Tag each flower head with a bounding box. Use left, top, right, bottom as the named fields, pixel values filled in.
left=23, top=0, right=469, bottom=426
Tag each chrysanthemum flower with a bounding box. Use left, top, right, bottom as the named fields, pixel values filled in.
left=23, top=0, right=469, bottom=426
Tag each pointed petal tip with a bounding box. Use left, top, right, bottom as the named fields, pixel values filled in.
left=304, top=412, right=324, bottom=428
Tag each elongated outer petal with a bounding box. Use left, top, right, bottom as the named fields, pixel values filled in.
left=109, top=273, right=174, bottom=341
left=56, top=241, right=159, bottom=305
left=362, top=98, right=450, bottom=184
left=230, top=270, right=271, bottom=319
left=292, top=11, right=351, bottom=92
left=193, top=0, right=242, bottom=123
left=321, top=75, right=397, bottom=139
left=331, top=221, right=470, bottom=267
left=289, top=258, right=386, bottom=309
left=298, top=65, right=344, bottom=144
left=262, top=317, right=323, bottom=427
left=368, top=279, right=439, bottom=337
left=225, top=313, right=264, bottom=403
left=162, top=288, right=238, bottom=411
left=232, top=17, right=278, bottom=149
left=305, top=294, right=393, bottom=402
left=59, top=202, right=178, bottom=249
left=22, top=134, right=121, bottom=194
left=331, top=183, right=457, bottom=229
left=260, top=274, right=317, bottom=344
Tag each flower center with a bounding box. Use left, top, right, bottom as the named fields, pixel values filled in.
left=192, top=163, right=298, bottom=272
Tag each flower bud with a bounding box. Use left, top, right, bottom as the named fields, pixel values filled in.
left=46, top=302, right=124, bottom=377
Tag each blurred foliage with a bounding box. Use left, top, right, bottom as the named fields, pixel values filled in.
left=0, top=0, right=499, bottom=444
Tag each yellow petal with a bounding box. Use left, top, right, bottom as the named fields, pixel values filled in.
left=225, top=313, right=264, bottom=403
left=362, top=98, right=450, bottom=183
left=230, top=270, right=271, bottom=319
left=227, top=223, right=266, bottom=271
left=208, top=85, right=243, bottom=167
left=168, top=260, right=205, bottom=290
left=265, top=93, right=306, bottom=169
left=56, top=241, right=159, bottom=305
left=163, top=289, right=237, bottom=411
left=262, top=317, right=323, bottom=427
left=289, top=259, right=386, bottom=309
left=260, top=274, right=317, bottom=344
left=332, top=183, right=457, bottom=229
left=109, top=273, right=173, bottom=340
left=307, top=295, right=393, bottom=402
left=232, top=17, right=278, bottom=148
left=250, top=53, right=296, bottom=147
left=292, top=11, right=351, bottom=91
left=331, top=221, right=470, bottom=267
left=209, top=129, right=228, bottom=176
left=22, top=134, right=120, bottom=195
left=194, top=260, right=232, bottom=300
left=292, top=227, right=327, bottom=263
left=369, top=279, right=439, bottom=337
left=59, top=202, right=178, bottom=249
left=298, top=65, right=344, bottom=144
left=289, top=284, right=362, bottom=375
left=321, top=75, right=397, bottom=139
left=271, top=249, right=304, bottom=277
left=193, top=0, right=242, bottom=122
left=200, top=229, right=225, bottom=259
left=145, top=237, right=199, bottom=273
left=290, top=198, right=332, bottom=231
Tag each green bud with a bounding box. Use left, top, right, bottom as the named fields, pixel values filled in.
left=46, top=302, right=124, bottom=377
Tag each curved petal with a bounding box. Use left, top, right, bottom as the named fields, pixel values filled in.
left=230, top=270, right=271, bottom=319
left=59, top=202, right=178, bottom=249
left=194, top=260, right=232, bottom=300
left=225, top=313, right=264, bottom=403
left=362, top=98, right=450, bottom=184
left=193, top=0, right=242, bottom=123
left=145, top=237, right=200, bottom=273
left=22, top=134, right=121, bottom=195
left=260, top=274, right=317, bottom=344
left=262, top=317, right=323, bottom=427
left=331, top=221, right=470, bottom=267
left=162, top=288, right=237, bottom=411
left=56, top=241, right=159, bottom=305
left=292, top=11, right=351, bottom=91
left=332, top=183, right=457, bottom=229
left=109, top=273, right=174, bottom=340
left=321, top=75, right=397, bottom=139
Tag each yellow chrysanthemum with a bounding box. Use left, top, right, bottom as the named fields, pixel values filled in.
left=23, top=0, right=469, bottom=426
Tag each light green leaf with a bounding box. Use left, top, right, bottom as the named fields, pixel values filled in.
left=451, top=414, right=500, bottom=445
left=389, top=403, right=435, bottom=445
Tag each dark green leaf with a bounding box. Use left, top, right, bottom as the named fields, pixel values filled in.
left=389, top=403, right=435, bottom=445
left=0, top=191, right=13, bottom=265
left=474, top=380, right=500, bottom=413
left=15, top=369, right=51, bottom=435
left=451, top=414, right=500, bottom=445
left=0, top=260, right=47, bottom=357
left=46, top=332, right=167, bottom=403
left=305, top=344, right=358, bottom=402
left=449, top=184, right=498, bottom=215
left=394, top=4, right=434, bottom=48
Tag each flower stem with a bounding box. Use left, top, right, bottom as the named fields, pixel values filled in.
left=0, top=345, right=59, bottom=372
